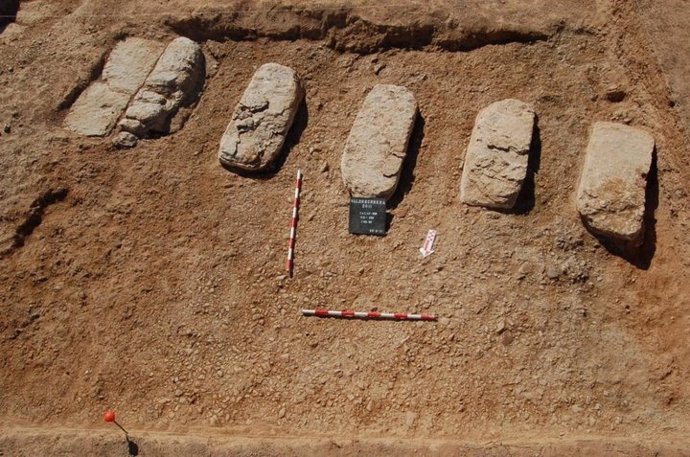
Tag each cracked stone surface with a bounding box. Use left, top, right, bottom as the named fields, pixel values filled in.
left=576, top=121, right=654, bottom=246
left=64, top=38, right=165, bottom=136
left=218, top=63, right=304, bottom=172
left=118, top=37, right=204, bottom=137
left=460, top=99, right=535, bottom=209
left=340, top=84, right=418, bottom=199
left=63, top=82, right=131, bottom=137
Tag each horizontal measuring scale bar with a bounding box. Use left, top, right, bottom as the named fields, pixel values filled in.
left=302, top=309, right=436, bottom=321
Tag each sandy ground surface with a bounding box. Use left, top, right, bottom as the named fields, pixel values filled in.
left=3, top=427, right=690, bottom=457
left=1, top=0, right=690, bottom=455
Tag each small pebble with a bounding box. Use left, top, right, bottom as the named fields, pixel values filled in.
left=112, top=131, right=138, bottom=149
left=496, top=320, right=506, bottom=335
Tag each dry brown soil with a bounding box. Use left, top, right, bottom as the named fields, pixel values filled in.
left=1, top=1, right=690, bottom=455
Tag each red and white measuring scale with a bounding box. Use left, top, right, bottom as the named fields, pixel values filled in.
left=302, top=309, right=436, bottom=321
left=286, top=169, right=302, bottom=277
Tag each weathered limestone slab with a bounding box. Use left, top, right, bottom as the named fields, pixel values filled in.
left=460, top=99, right=535, bottom=209
left=63, top=83, right=130, bottom=137
left=103, top=38, right=166, bottom=93
left=340, top=84, right=418, bottom=199
left=64, top=38, right=164, bottom=137
left=218, top=63, right=304, bottom=172
left=119, top=37, right=204, bottom=137
left=576, top=122, right=654, bottom=245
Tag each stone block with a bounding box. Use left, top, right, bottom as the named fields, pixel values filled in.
left=340, top=84, right=418, bottom=199
left=460, top=99, right=535, bottom=209
left=218, top=63, right=304, bottom=172
left=64, top=38, right=163, bottom=137
left=576, top=121, right=654, bottom=245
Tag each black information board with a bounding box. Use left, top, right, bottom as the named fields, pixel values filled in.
left=349, top=198, right=387, bottom=235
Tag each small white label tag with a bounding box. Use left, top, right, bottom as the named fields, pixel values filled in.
left=420, top=229, right=437, bottom=258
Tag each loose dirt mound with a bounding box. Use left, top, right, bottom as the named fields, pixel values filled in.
left=1, top=1, right=689, bottom=455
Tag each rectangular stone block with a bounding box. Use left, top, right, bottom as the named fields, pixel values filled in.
left=576, top=121, right=654, bottom=245
left=340, top=84, right=418, bottom=199
left=218, top=63, right=304, bottom=172
left=460, top=99, right=535, bottom=209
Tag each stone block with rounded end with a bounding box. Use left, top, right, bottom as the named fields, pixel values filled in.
left=460, top=99, right=535, bottom=209
left=340, top=84, right=418, bottom=199
left=576, top=122, right=654, bottom=246
left=118, top=37, right=205, bottom=137
left=218, top=63, right=304, bottom=172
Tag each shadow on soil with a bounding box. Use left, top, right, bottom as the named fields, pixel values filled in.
left=11, top=187, right=69, bottom=250
left=591, top=149, right=658, bottom=269
left=511, top=116, right=542, bottom=214
left=220, top=99, right=309, bottom=179
left=126, top=437, right=139, bottom=456
left=0, top=0, right=19, bottom=33
left=388, top=113, right=426, bottom=211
